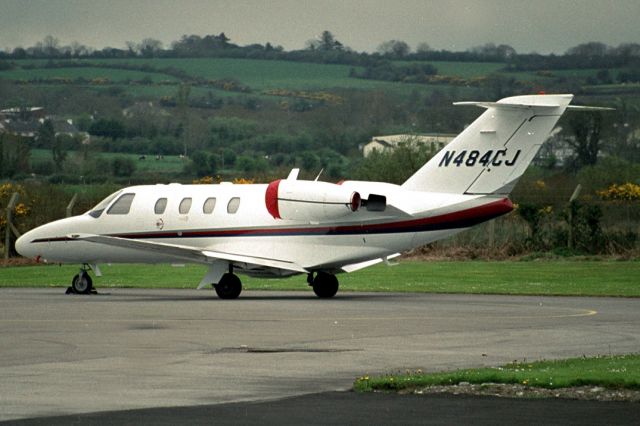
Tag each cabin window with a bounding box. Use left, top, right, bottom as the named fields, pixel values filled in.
left=203, top=197, right=216, bottom=214
left=106, top=193, right=135, bottom=215
left=154, top=198, right=167, bottom=214
left=179, top=197, right=192, bottom=214
left=88, top=190, right=122, bottom=218
left=227, top=197, right=240, bottom=214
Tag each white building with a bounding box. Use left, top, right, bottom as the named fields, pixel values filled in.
left=363, top=133, right=456, bottom=157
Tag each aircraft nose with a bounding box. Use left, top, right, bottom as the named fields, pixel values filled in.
left=15, top=229, right=37, bottom=259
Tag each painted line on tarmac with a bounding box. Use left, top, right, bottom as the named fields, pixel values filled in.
left=0, top=308, right=598, bottom=323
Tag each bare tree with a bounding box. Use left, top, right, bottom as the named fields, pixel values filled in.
left=306, top=30, right=343, bottom=51
left=69, top=41, right=90, bottom=57
left=416, top=42, right=431, bottom=53
left=125, top=40, right=138, bottom=55
left=566, top=42, right=610, bottom=57
left=470, top=43, right=516, bottom=60
left=377, top=40, right=410, bottom=57
left=139, top=38, right=163, bottom=57
left=42, top=35, right=60, bottom=56
left=565, top=112, right=604, bottom=170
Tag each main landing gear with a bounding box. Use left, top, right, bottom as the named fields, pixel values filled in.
left=308, top=272, right=339, bottom=298
left=214, top=272, right=243, bottom=299
left=211, top=269, right=340, bottom=300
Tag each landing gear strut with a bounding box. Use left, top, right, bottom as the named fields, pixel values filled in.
left=310, top=272, right=339, bottom=298
left=214, top=272, right=242, bottom=299
left=70, top=267, right=93, bottom=294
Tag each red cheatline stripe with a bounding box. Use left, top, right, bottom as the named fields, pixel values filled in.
left=32, top=198, right=513, bottom=242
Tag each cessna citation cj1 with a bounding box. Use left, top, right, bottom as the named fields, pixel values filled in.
left=16, top=94, right=609, bottom=299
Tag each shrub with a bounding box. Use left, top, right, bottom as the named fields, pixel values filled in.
left=111, top=156, right=136, bottom=177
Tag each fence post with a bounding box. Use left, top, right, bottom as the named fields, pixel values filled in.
left=66, top=193, right=78, bottom=218
left=567, top=184, right=582, bottom=250
left=4, top=192, right=19, bottom=260
left=488, top=219, right=495, bottom=248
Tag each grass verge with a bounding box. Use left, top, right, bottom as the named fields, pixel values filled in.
left=1, top=260, right=639, bottom=297
left=353, top=354, right=640, bottom=392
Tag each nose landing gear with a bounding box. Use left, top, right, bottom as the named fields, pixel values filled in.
left=67, top=266, right=95, bottom=295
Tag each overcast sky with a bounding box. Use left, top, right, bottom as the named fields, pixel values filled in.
left=1, top=0, right=638, bottom=54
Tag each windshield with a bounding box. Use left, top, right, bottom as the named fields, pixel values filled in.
left=87, top=190, right=122, bottom=218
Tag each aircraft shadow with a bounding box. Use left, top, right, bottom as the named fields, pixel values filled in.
left=82, top=290, right=394, bottom=303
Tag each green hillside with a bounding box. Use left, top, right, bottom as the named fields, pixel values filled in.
left=3, top=57, right=630, bottom=100
left=393, top=60, right=505, bottom=78
left=0, top=66, right=179, bottom=82
left=1, top=58, right=490, bottom=97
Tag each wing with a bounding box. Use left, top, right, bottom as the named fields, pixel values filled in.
left=340, top=253, right=401, bottom=273
left=68, top=233, right=308, bottom=274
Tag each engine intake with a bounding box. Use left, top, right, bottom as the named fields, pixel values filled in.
left=265, top=179, right=360, bottom=221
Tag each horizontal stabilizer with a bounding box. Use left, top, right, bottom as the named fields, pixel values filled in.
left=453, top=101, right=562, bottom=110
left=566, top=105, right=615, bottom=111
left=454, top=97, right=614, bottom=112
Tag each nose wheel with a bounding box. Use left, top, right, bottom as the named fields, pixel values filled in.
left=70, top=270, right=93, bottom=294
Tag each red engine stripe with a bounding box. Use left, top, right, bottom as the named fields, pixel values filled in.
left=265, top=179, right=282, bottom=219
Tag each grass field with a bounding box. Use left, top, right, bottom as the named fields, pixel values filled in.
left=0, top=66, right=179, bottom=82
left=353, top=354, right=640, bottom=392
left=1, top=260, right=639, bottom=297
left=393, top=60, right=505, bottom=78
left=4, top=58, right=632, bottom=101
left=30, top=149, right=187, bottom=175
left=6, top=58, right=482, bottom=97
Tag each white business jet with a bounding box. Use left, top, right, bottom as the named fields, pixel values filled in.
left=16, top=94, right=608, bottom=298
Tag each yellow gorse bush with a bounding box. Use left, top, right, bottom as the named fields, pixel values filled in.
left=539, top=205, right=553, bottom=215
left=192, top=176, right=215, bottom=185
left=0, top=184, right=30, bottom=227
left=597, top=183, right=640, bottom=201
left=264, top=89, right=344, bottom=104
left=14, top=203, right=29, bottom=216
left=0, top=182, right=24, bottom=199
left=232, top=178, right=254, bottom=185
left=192, top=176, right=253, bottom=185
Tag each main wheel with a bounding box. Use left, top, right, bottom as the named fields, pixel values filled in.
left=214, top=273, right=242, bottom=299
left=312, top=272, right=339, bottom=298
left=71, top=272, right=93, bottom=294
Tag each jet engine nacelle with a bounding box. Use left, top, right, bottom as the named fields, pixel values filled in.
left=265, top=179, right=360, bottom=221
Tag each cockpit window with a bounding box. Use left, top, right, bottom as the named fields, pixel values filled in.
left=88, top=190, right=122, bottom=218
left=107, top=193, right=136, bottom=215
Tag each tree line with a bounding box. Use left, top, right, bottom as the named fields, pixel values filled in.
left=2, top=32, right=639, bottom=70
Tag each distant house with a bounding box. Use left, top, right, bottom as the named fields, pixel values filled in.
left=0, top=119, right=41, bottom=138
left=0, top=107, right=89, bottom=143
left=363, top=133, right=456, bottom=157
left=0, top=107, right=47, bottom=138
left=122, top=101, right=170, bottom=118
left=0, top=107, right=46, bottom=121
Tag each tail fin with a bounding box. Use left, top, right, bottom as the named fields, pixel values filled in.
left=401, top=94, right=574, bottom=194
